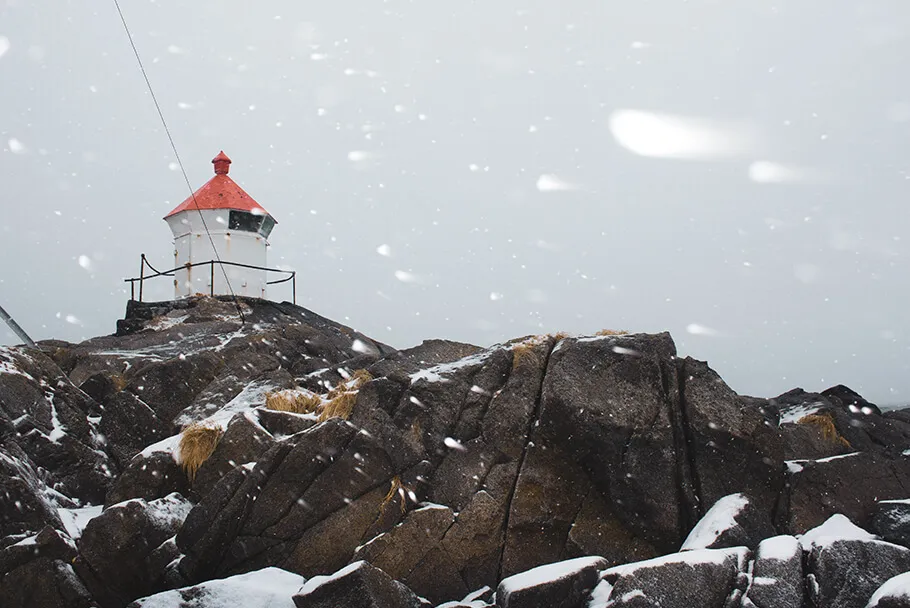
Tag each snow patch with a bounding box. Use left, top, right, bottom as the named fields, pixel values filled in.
left=868, top=571, right=910, bottom=607
left=58, top=505, right=103, bottom=539
left=145, top=493, right=193, bottom=529
left=799, top=514, right=877, bottom=550
left=587, top=579, right=614, bottom=608
left=132, top=566, right=303, bottom=607
left=779, top=403, right=824, bottom=424
left=298, top=561, right=364, bottom=596
left=0, top=347, right=36, bottom=380
left=409, top=350, right=496, bottom=384
left=139, top=433, right=182, bottom=461
left=681, top=493, right=749, bottom=551
left=786, top=452, right=860, bottom=474
left=499, top=556, right=604, bottom=597
left=44, top=392, right=67, bottom=443
left=757, top=535, right=800, bottom=561
left=605, top=547, right=749, bottom=578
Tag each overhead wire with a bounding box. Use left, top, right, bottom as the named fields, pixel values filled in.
left=111, top=0, right=245, bottom=323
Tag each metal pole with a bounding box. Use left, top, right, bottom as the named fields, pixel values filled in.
left=0, top=304, right=37, bottom=348
left=139, top=254, right=146, bottom=302
left=130, top=279, right=135, bottom=301
left=210, top=262, right=215, bottom=296
left=292, top=272, right=296, bottom=305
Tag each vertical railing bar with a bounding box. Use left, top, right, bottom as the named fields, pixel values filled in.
left=139, top=254, right=145, bottom=302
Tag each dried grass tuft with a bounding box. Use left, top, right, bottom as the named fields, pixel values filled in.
left=110, top=373, right=129, bottom=393
left=549, top=331, right=570, bottom=341
left=351, top=368, right=374, bottom=386
left=326, top=369, right=373, bottom=401
left=380, top=475, right=407, bottom=515
left=798, top=413, right=852, bottom=449
left=596, top=329, right=629, bottom=336
left=319, top=391, right=358, bottom=422
left=266, top=390, right=322, bottom=414
left=511, top=341, right=542, bottom=370
left=178, top=422, right=223, bottom=481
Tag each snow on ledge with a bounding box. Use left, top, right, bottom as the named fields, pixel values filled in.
left=297, top=561, right=364, bottom=597
left=786, top=451, right=861, bottom=474
left=604, top=546, right=749, bottom=578
left=498, top=556, right=604, bottom=598
left=132, top=566, right=303, bottom=607
left=798, top=514, right=877, bottom=550
left=409, top=350, right=496, bottom=384
left=680, top=493, right=748, bottom=551
left=757, top=535, right=800, bottom=562
left=58, top=505, right=103, bottom=540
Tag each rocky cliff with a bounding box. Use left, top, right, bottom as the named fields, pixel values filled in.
left=2, top=296, right=910, bottom=608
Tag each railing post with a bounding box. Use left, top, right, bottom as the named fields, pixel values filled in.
left=130, top=280, right=135, bottom=301
left=139, top=254, right=145, bottom=302
left=210, top=262, right=215, bottom=296
left=292, top=272, right=296, bottom=305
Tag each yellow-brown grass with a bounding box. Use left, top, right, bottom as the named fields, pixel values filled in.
left=350, top=368, right=373, bottom=386
left=326, top=369, right=373, bottom=400
left=265, top=390, right=322, bottom=415
left=596, top=329, right=629, bottom=336
left=798, top=413, right=852, bottom=449
left=380, top=476, right=407, bottom=515
left=549, top=331, right=570, bottom=341
left=178, top=423, right=223, bottom=481
left=511, top=341, right=542, bottom=370
left=318, top=391, right=358, bottom=422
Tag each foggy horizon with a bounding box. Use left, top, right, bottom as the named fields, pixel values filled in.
left=2, top=1, right=909, bottom=405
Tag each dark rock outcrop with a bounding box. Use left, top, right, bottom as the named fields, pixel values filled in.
left=601, top=546, right=750, bottom=608
left=872, top=499, right=910, bottom=549
left=785, top=451, right=910, bottom=534
left=806, top=536, right=910, bottom=608
left=0, top=346, right=114, bottom=506
left=0, top=557, right=96, bottom=608
left=74, top=493, right=192, bottom=607
left=3, top=297, right=910, bottom=607
left=680, top=493, right=776, bottom=552
left=105, top=451, right=189, bottom=507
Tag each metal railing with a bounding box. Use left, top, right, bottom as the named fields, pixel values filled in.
left=125, top=254, right=296, bottom=304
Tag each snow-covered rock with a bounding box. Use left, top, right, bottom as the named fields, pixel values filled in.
left=680, top=492, right=774, bottom=551
left=872, top=499, right=910, bottom=549
left=291, top=560, right=420, bottom=608
left=867, top=571, right=910, bottom=608
left=742, top=535, right=803, bottom=608
left=601, top=547, right=750, bottom=608
left=802, top=515, right=910, bottom=608
left=73, top=493, right=193, bottom=606
left=495, top=556, right=606, bottom=608
left=130, top=566, right=304, bottom=607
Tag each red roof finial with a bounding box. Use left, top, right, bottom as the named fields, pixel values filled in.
left=212, top=151, right=231, bottom=175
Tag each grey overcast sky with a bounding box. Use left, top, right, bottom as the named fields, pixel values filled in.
left=1, top=1, right=909, bottom=404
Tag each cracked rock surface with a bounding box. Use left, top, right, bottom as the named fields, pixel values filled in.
left=1, top=296, right=910, bottom=607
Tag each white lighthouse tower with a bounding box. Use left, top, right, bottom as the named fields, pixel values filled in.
left=164, top=151, right=276, bottom=299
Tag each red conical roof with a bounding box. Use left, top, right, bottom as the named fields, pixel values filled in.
left=164, top=151, right=271, bottom=219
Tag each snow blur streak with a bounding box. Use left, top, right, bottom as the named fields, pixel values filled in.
left=608, top=109, right=756, bottom=160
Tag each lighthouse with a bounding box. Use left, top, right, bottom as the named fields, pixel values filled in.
left=164, top=152, right=276, bottom=299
